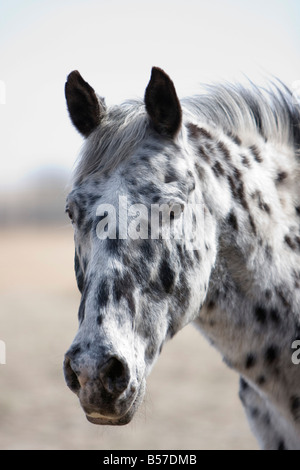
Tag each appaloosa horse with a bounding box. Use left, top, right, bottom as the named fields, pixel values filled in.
left=63, top=67, right=300, bottom=449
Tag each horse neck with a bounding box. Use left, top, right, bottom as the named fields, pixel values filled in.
left=186, top=115, right=300, bottom=307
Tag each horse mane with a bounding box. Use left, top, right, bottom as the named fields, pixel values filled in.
left=73, top=79, right=300, bottom=184
left=182, top=79, right=300, bottom=149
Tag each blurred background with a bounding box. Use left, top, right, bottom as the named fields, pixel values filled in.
left=1, top=0, right=300, bottom=450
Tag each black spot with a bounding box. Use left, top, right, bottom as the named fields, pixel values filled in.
left=249, top=145, right=263, bottom=163
left=187, top=123, right=212, bottom=141
left=194, top=161, right=204, bottom=180
left=186, top=170, right=196, bottom=193
left=69, top=345, right=81, bottom=358
left=139, top=182, right=160, bottom=197
left=77, top=279, right=90, bottom=323
left=96, top=280, right=109, bottom=309
left=270, top=308, right=281, bottom=325
left=112, top=271, right=136, bottom=317
left=212, top=161, right=225, bottom=177
left=85, top=193, right=101, bottom=206
left=258, top=200, right=271, bottom=214
left=265, top=345, right=279, bottom=365
left=78, top=299, right=85, bottom=323
left=227, top=173, right=249, bottom=210
left=152, top=195, right=160, bottom=203
left=125, top=291, right=136, bottom=316
left=159, top=257, right=175, bottom=294
left=277, top=171, right=288, bottom=183
left=164, top=167, right=178, bottom=183
left=198, top=144, right=210, bottom=163
left=97, top=314, right=103, bottom=326
left=236, top=182, right=249, bottom=210
left=254, top=306, right=267, bottom=324
left=256, top=375, right=266, bottom=386
left=250, top=407, right=260, bottom=419
left=265, top=289, right=272, bottom=300
left=217, top=141, right=231, bottom=160
left=284, top=234, right=296, bottom=250
left=248, top=214, right=257, bottom=236
left=106, top=238, right=124, bottom=256
left=139, top=239, right=155, bottom=259
left=76, top=205, right=85, bottom=229
left=113, top=272, right=134, bottom=300
left=290, top=395, right=300, bottom=421
left=194, top=250, right=201, bottom=262
left=227, top=211, right=239, bottom=231
left=233, top=167, right=242, bottom=180
left=228, top=133, right=242, bottom=146
left=295, top=206, right=300, bottom=216
left=207, top=300, right=215, bottom=311
left=245, top=353, right=256, bottom=369
left=241, top=154, right=251, bottom=168
left=227, top=175, right=236, bottom=197
left=187, top=122, right=200, bottom=139
left=173, top=271, right=190, bottom=310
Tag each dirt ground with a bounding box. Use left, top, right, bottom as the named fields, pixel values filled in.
left=0, top=225, right=258, bottom=450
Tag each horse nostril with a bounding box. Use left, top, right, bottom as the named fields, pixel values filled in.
left=99, top=357, right=130, bottom=395
left=63, top=356, right=81, bottom=394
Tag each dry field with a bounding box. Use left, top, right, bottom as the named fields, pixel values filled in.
left=0, top=225, right=258, bottom=450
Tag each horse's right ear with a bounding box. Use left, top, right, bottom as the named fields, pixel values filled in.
left=65, top=70, right=105, bottom=137
left=144, top=67, right=182, bottom=138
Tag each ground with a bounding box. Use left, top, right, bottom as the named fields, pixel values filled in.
left=0, top=225, right=258, bottom=450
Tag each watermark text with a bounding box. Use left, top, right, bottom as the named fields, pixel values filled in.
left=95, top=196, right=204, bottom=250
left=0, top=80, right=6, bottom=104
left=0, top=340, right=6, bottom=365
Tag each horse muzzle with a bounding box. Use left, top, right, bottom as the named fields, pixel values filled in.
left=63, top=351, right=145, bottom=425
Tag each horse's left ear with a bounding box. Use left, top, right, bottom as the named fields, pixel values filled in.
left=145, top=67, right=182, bottom=138
left=65, top=70, right=105, bottom=137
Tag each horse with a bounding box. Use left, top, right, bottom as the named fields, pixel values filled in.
left=63, top=66, right=300, bottom=450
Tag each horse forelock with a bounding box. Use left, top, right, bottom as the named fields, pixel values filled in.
left=72, top=99, right=149, bottom=185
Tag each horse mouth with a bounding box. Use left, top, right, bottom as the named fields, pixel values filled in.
left=85, top=379, right=145, bottom=426
left=86, top=412, right=131, bottom=426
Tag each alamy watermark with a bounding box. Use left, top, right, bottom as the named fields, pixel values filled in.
left=95, top=196, right=204, bottom=250
left=292, top=340, right=300, bottom=365
left=0, top=80, right=6, bottom=104
left=0, top=340, right=6, bottom=365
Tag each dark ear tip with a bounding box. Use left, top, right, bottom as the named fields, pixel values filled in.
left=66, top=70, right=83, bottom=86
left=150, top=67, right=169, bottom=82
left=151, top=66, right=164, bottom=75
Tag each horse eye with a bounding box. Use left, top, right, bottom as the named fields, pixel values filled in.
left=65, top=207, right=74, bottom=222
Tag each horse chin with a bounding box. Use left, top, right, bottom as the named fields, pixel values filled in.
left=85, top=379, right=145, bottom=426
left=86, top=413, right=132, bottom=426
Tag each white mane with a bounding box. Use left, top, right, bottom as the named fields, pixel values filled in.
left=73, top=80, right=300, bottom=184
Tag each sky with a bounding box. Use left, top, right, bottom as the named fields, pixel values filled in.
left=1, top=0, right=300, bottom=190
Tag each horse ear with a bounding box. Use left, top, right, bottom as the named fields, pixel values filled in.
left=65, top=70, right=105, bottom=137
left=144, top=67, right=182, bottom=137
